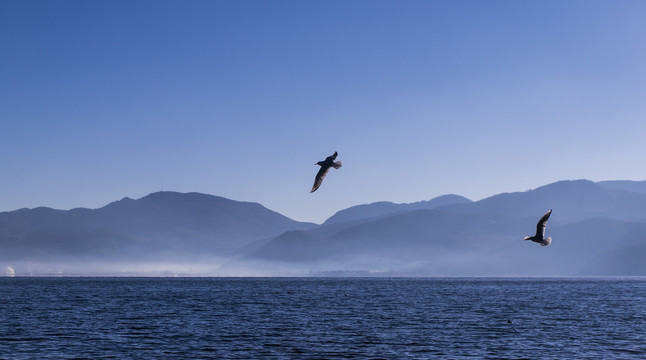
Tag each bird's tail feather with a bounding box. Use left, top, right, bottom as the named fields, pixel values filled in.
left=540, top=237, right=552, bottom=246
left=332, top=161, right=342, bottom=169
left=523, top=236, right=531, bottom=240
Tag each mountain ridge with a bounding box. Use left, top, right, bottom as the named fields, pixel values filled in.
left=2, top=180, right=646, bottom=276
left=0, top=191, right=315, bottom=267
left=322, top=194, right=472, bottom=226
left=225, top=179, right=646, bottom=276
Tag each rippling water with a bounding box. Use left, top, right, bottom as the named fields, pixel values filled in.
left=1, top=277, right=644, bottom=359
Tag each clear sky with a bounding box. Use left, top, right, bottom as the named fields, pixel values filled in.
left=2, top=0, right=646, bottom=223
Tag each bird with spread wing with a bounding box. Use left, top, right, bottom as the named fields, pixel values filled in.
left=311, top=151, right=342, bottom=193
left=524, top=209, right=553, bottom=246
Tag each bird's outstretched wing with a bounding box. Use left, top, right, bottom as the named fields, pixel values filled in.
left=326, top=151, right=338, bottom=162
left=535, top=209, right=552, bottom=238
left=311, top=166, right=330, bottom=193
left=331, top=161, right=342, bottom=169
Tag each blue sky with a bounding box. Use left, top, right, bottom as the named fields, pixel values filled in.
left=2, top=0, right=646, bottom=223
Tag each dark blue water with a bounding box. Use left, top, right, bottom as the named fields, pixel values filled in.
left=1, top=278, right=644, bottom=359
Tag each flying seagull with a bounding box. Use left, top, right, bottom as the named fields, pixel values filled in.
left=524, top=209, right=552, bottom=246
left=311, top=151, right=342, bottom=193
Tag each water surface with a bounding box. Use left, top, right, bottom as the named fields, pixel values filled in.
left=1, top=277, right=644, bottom=359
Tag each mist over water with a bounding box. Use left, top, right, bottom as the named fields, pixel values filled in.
left=1, top=261, right=227, bottom=277
left=3, top=266, right=14, bottom=277
left=1, top=277, right=644, bottom=359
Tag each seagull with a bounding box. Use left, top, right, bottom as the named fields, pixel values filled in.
left=524, top=209, right=552, bottom=246
left=311, top=151, right=342, bottom=193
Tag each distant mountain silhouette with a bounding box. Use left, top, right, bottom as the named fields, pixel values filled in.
left=3, top=180, right=646, bottom=276
left=597, top=180, right=646, bottom=194
left=0, top=192, right=315, bottom=267
left=322, top=194, right=472, bottom=226
left=225, top=179, right=646, bottom=276
left=442, top=180, right=646, bottom=221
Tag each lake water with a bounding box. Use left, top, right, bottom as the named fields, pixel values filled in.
left=0, top=277, right=644, bottom=359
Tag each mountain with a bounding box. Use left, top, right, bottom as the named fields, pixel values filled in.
left=597, top=180, right=646, bottom=194
left=225, top=180, right=646, bottom=276
left=442, top=180, right=646, bottom=221
left=322, top=194, right=472, bottom=226
left=4, top=180, right=646, bottom=276
left=0, top=192, right=315, bottom=273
